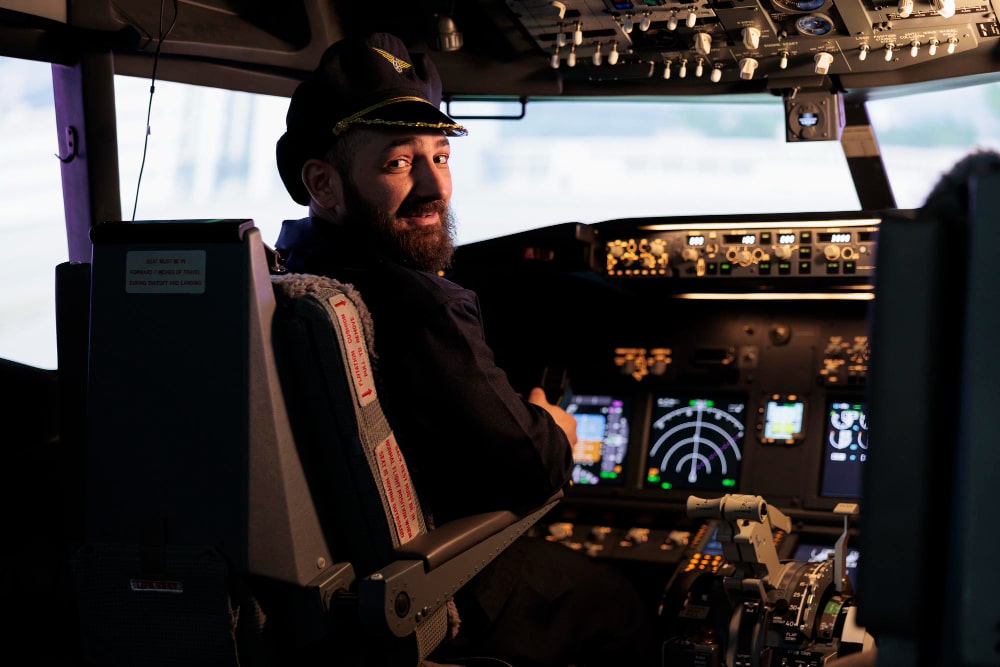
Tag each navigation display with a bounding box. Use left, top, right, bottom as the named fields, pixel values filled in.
left=564, top=393, right=631, bottom=486
left=645, top=396, right=746, bottom=491
left=820, top=399, right=869, bottom=498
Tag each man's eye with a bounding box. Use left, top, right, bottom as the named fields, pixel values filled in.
left=386, top=158, right=410, bottom=169
left=434, top=154, right=450, bottom=165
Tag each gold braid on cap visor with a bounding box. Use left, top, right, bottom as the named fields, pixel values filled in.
left=332, top=96, right=467, bottom=136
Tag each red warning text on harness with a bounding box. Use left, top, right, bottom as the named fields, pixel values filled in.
left=330, top=295, right=377, bottom=407
left=376, top=433, right=422, bottom=545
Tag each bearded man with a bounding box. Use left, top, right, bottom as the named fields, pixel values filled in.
left=275, top=33, right=654, bottom=667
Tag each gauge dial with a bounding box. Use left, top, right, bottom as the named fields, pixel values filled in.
left=645, top=397, right=746, bottom=491
left=772, top=0, right=828, bottom=12
left=795, top=14, right=834, bottom=36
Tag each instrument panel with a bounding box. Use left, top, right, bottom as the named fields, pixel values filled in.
left=506, top=0, right=1000, bottom=90
left=450, top=210, right=886, bottom=573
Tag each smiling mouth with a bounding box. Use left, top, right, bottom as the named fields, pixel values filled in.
left=398, top=211, right=439, bottom=226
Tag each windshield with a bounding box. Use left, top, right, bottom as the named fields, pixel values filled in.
left=2, top=54, right=998, bottom=370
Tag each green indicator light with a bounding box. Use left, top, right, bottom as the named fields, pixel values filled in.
left=648, top=474, right=660, bottom=483
left=661, top=482, right=673, bottom=490
left=853, top=404, right=862, bottom=410
left=600, top=471, right=618, bottom=479
left=721, top=263, right=731, bottom=269
left=824, top=600, right=843, bottom=615
left=722, top=478, right=736, bottom=487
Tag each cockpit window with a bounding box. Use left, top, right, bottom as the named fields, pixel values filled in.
left=867, top=82, right=1000, bottom=209
left=112, top=75, right=1000, bottom=249
left=449, top=97, right=860, bottom=244
left=0, top=56, right=64, bottom=369
left=114, top=76, right=307, bottom=248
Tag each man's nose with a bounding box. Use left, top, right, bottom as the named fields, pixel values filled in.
left=413, top=159, right=451, bottom=201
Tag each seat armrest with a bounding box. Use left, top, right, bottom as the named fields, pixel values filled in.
left=359, top=491, right=563, bottom=639
left=393, top=491, right=562, bottom=570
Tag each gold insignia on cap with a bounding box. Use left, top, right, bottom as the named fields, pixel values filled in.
left=371, top=47, right=412, bottom=74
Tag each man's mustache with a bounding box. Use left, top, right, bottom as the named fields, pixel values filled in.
left=396, top=199, right=448, bottom=218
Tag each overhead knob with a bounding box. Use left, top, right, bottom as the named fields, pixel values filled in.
left=774, top=245, right=793, bottom=260
left=736, top=249, right=753, bottom=266
left=814, top=51, right=834, bottom=75
left=742, top=26, right=761, bottom=50
left=739, top=57, right=759, bottom=80
left=694, top=32, right=712, bottom=56
left=898, top=0, right=914, bottom=17
left=933, top=0, right=956, bottom=17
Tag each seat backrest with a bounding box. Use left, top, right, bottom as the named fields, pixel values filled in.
left=75, top=218, right=556, bottom=666
left=77, top=219, right=334, bottom=665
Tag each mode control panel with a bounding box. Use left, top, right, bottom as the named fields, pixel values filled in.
left=603, top=219, right=879, bottom=280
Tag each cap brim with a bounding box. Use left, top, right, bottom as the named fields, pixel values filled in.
left=340, top=99, right=467, bottom=137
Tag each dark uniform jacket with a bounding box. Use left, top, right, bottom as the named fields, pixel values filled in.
left=275, top=216, right=572, bottom=525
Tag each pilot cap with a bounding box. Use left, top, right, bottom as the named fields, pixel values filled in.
left=276, top=32, right=468, bottom=206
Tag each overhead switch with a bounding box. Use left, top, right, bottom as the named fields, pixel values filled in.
left=898, top=0, right=914, bottom=17
left=742, top=27, right=761, bottom=50
left=609, top=42, right=620, bottom=65
left=694, top=32, right=712, bottom=56
left=686, top=11, right=697, bottom=28
left=711, top=66, right=723, bottom=82
left=814, top=51, right=834, bottom=75
left=739, top=57, right=759, bottom=80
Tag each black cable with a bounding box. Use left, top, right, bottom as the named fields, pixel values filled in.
left=131, top=0, right=179, bottom=221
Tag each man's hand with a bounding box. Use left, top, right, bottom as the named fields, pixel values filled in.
left=528, top=387, right=578, bottom=446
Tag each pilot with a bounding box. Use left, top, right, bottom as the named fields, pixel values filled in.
left=274, top=33, right=655, bottom=667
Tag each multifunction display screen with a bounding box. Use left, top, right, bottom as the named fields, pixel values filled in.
left=820, top=400, right=869, bottom=498
left=564, top=393, right=631, bottom=486
left=645, top=396, right=746, bottom=491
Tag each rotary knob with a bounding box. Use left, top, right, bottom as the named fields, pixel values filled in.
left=774, top=245, right=793, bottom=260
left=824, top=244, right=841, bottom=261
left=736, top=249, right=753, bottom=266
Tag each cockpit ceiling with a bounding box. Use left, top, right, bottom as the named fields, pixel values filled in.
left=2, top=0, right=999, bottom=98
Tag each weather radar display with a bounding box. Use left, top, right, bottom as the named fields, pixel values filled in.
left=645, top=396, right=746, bottom=491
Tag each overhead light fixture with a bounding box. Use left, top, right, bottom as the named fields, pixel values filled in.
left=434, top=14, right=463, bottom=52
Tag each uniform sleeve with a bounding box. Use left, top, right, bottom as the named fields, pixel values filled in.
left=379, top=287, right=573, bottom=522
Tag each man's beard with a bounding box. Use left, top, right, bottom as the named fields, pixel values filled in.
left=343, top=185, right=456, bottom=272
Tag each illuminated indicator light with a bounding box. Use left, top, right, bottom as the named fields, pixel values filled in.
left=600, top=471, right=618, bottom=479
left=722, top=478, right=736, bottom=487
left=721, top=263, right=732, bottom=270
left=661, top=482, right=673, bottom=490
left=689, top=399, right=715, bottom=407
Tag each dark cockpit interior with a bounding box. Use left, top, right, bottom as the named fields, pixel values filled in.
left=1, top=1, right=999, bottom=666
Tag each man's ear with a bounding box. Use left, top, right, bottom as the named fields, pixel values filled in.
left=301, top=159, right=345, bottom=212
